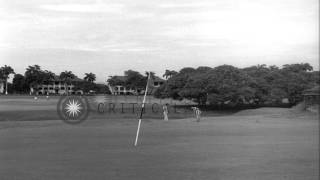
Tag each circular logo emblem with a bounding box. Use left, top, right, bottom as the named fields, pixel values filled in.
left=57, top=96, right=90, bottom=124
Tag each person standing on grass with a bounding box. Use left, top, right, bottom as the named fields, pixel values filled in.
left=196, top=108, right=201, bottom=122
left=191, top=107, right=201, bottom=122
left=163, top=104, right=169, bottom=121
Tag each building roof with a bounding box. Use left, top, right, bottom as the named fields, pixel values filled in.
left=109, top=75, right=164, bottom=82
left=153, top=76, right=165, bottom=82
left=52, top=75, right=83, bottom=82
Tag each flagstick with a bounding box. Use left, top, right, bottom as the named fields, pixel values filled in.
left=134, top=72, right=151, bottom=146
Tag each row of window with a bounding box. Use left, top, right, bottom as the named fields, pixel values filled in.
left=114, top=86, right=134, bottom=91
left=153, top=82, right=164, bottom=86
left=113, top=82, right=164, bottom=91
left=38, top=87, right=73, bottom=90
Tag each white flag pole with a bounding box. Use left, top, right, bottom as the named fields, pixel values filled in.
left=134, top=72, right=151, bottom=146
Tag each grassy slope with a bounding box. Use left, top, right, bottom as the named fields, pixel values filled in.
left=0, top=95, right=230, bottom=121
left=0, top=105, right=318, bottom=180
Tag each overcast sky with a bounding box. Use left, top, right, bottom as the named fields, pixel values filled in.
left=0, top=0, right=318, bottom=83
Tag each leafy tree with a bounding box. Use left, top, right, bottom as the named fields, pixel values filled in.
left=25, top=65, right=43, bottom=93
left=24, top=65, right=57, bottom=94
left=12, top=74, right=28, bottom=93
left=269, top=88, right=288, bottom=104
left=107, top=76, right=125, bottom=86
left=42, top=70, right=56, bottom=85
left=205, top=65, right=254, bottom=105
left=310, top=71, right=320, bottom=85
left=155, top=70, right=178, bottom=98
left=124, top=70, right=146, bottom=89
left=107, top=70, right=159, bottom=94
left=94, top=83, right=110, bottom=94
left=196, top=66, right=212, bottom=72
left=178, top=71, right=209, bottom=105
left=84, top=72, right=96, bottom=83
left=154, top=84, right=168, bottom=98
left=165, top=71, right=189, bottom=100
left=242, top=63, right=318, bottom=105
left=59, top=71, right=76, bottom=95
left=179, top=67, right=196, bottom=76
left=161, top=67, right=207, bottom=103
left=277, top=65, right=314, bottom=104
left=242, top=64, right=273, bottom=104
left=104, top=63, right=319, bottom=108
left=0, top=65, right=15, bottom=94
left=163, top=69, right=178, bottom=80
left=282, top=63, right=313, bottom=73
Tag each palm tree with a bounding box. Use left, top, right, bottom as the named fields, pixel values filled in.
left=84, top=72, right=96, bottom=83
left=25, top=65, right=42, bottom=93
left=59, top=71, right=76, bottom=95
left=43, top=70, right=56, bottom=84
left=0, top=65, right=15, bottom=95
left=163, top=69, right=177, bottom=80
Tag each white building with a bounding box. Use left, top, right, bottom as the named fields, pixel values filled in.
left=33, top=76, right=83, bottom=95
left=107, top=75, right=165, bottom=95
left=108, top=85, right=136, bottom=95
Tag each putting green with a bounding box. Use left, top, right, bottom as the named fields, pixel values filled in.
left=0, top=105, right=318, bottom=180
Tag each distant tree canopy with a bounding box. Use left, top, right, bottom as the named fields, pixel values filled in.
left=0, top=65, right=15, bottom=94
left=12, top=74, right=29, bottom=93
left=163, top=69, right=178, bottom=80
left=24, top=65, right=57, bottom=88
left=0, top=65, right=15, bottom=80
left=84, top=72, right=96, bottom=83
left=107, top=70, right=150, bottom=90
left=59, top=71, right=76, bottom=84
left=125, top=70, right=146, bottom=89
left=3, top=63, right=318, bottom=100
left=154, top=63, right=319, bottom=106
left=107, top=76, right=124, bottom=87
left=11, top=65, right=107, bottom=94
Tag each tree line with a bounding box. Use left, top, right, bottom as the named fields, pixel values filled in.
left=1, top=63, right=318, bottom=105
left=0, top=65, right=107, bottom=94
left=154, top=63, right=319, bottom=107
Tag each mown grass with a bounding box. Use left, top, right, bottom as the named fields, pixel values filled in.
left=0, top=95, right=236, bottom=121
left=0, top=106, right=318, bottom=180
